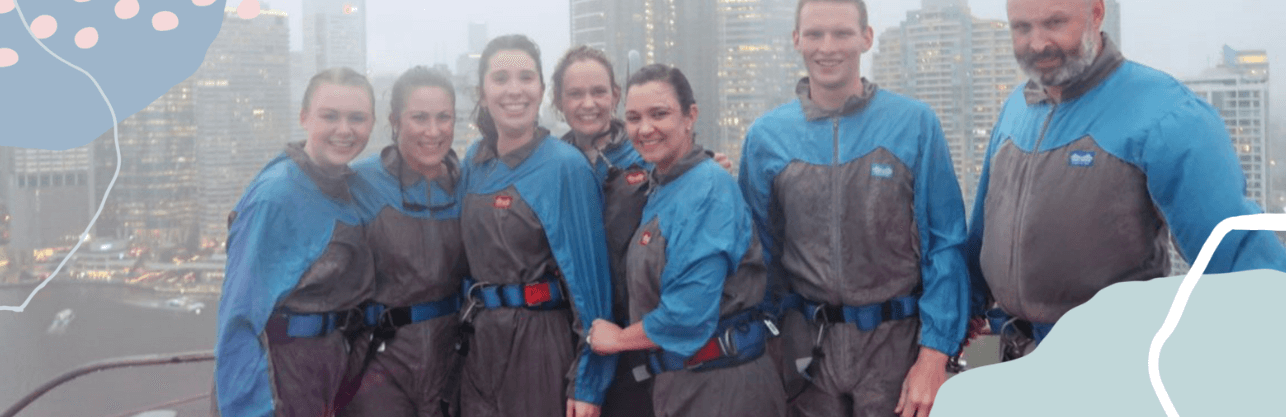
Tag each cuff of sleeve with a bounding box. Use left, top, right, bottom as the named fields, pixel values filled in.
left=920, top=334, right=960, bottom=357
left=571, top=349, right=616, bottom=406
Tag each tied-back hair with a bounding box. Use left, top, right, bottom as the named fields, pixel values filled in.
left=301, top=67, right=375, bottom=115
left=389, top=66, right=456, bottom=143
left=551, top=45, right=620, bottom=120
left=626, top=64, right=696, bottom=116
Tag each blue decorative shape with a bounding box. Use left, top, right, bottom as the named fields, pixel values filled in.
left=0, top=0, right=227, bottom=150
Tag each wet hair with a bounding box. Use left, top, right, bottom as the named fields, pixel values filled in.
left=389, top=65, right=456, bottom=143
left=795, top=0, right=868, bottom=31
left=626, top=64, right=696, bottom=117
left=551, top=45, right=620, bottom=119
left=301, top=67, right=375, bottom=115
left=473, top=34, right=544, bottom=141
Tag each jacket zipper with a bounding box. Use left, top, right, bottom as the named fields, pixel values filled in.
left=831, top=118, right=843, bottom=297
left=1009, top=103, right=1057, bottom=314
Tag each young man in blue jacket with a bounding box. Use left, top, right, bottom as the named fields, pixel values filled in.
left=739, top=1, right=970, bottom=416
left=965, top=0, right=1286, bottom=354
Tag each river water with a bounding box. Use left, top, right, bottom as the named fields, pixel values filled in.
left=0, top=282, right=218, bottom=417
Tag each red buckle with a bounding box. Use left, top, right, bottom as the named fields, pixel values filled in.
left=524, top=282, right=553, bottom=305
left=684, top=337, right=723, bottom=367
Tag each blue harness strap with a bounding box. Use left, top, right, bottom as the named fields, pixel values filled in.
left=362, top=293, right=464, bottom=328
left=646, top=308, right=773, bottom=375
left=463, top=274, right=567, bottom=310
left=782, top=293, right=919, bottom=331
left=280, top=309, right=362, bottom=338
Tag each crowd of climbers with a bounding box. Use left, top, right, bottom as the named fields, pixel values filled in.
left=212, top=0, right=1286, bottom=416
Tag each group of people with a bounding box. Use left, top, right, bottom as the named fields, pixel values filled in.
left=213, top=0, right=1286, bottom=416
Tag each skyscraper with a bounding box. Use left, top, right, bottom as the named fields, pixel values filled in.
left=91, top=8, right=291, bottom=249
left=302, top=0, right=367, bottom=76
left=715, top=0, right=805, bottom=161
left=872, top=0, right=1027, bottom=211
left=0, top=143, right=94, bottom=251
left=191, top=8, right=292, bottom=247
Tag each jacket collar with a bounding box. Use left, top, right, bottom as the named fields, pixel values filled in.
left=285, top=141, right=354, bottom=202
left=471, top=126, right=552, bottom=169
left=1023, top=33, right=1126, bottom=105
left=796, top=77, right=880, bottom=121
left=650, top=145, right=710, bottom=187
left=380, top=144, right=460, bottom=196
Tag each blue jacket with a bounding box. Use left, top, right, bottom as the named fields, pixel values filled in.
left=965, top=37, right=1286, bottom=323
left=739, top=78, right=970, bottom=356
left=215, top=144, right=374, bottom=416
left=460, top=131, right=616, bottom=404
left=629, top=149, right=767, bottom=356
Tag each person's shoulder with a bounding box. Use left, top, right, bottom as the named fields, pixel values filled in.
left=1106, top=61, right=1198, bottom=105
left=753, top=99, right=805, bottom=125
left=537, top=134, right=595, bottom=167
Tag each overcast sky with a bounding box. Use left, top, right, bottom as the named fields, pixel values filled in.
left=237, top=0, right=1285, bottom=120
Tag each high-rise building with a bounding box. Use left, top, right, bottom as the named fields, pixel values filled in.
left=0, top=144, right=94, bottom=251
left=570, top=0, right=720, bottom=151
left=715, top=0, right=805, bottom=161
left=190, top=8, right=292, bottom=248
left=1103, top=0, right=1121, bottom=47
left=1184, top=46, right=1270, bottom=208
left=91, top=8, right=291, bottom=250
left=302, top=0, right=367, bottom=76
left=872, top=0, right=1027, bottom=211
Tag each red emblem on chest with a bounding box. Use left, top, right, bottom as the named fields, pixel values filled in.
left=640, top=231, right=652, bottom=246
left=626, top=171, right=646, bottom=186
left=493, top=195, right=513, bottom=209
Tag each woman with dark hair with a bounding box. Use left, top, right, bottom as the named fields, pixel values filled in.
left=215, top=67, right=378, bottom=417
left=458, top=34, right=615, bottom=417
left=587, top=64, right=786, bottom=417
left=340, top=65, right=466, bottom=417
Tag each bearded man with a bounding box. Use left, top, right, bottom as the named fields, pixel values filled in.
left=963, top=0, right=1286, bottom=359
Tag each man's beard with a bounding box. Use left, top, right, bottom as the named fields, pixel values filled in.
left=1018, top=29, right=1098, bottom=88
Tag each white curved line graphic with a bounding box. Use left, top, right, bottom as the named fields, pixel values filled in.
left=1148, top=214, right=1286, bottom=416
left=2, top=1, right=124, bottom=313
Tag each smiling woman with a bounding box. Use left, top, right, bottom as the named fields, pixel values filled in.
left=215, top=67, right=378, bottom=417
left=458, top=34, right=615, bottom=417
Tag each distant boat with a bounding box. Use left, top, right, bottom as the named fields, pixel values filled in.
left=46, top=308, right=74, bottom=335
left=164, top=297, right=205, bottom=315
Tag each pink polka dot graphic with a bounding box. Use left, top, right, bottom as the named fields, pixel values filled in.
left=115, top=0, right=139, bottom=19
left=75, top=0, right=91, bottom=3
left=193, top=0, right=217, bottom=6
left=0, top=48, right=17, bottom=68
left=152, top=11, right=178, bottom=31
left=0, top=0, right=13, bottom=14
left=237, top=0, right=261, bottom=19
left=75, top=27, right=98, bottom=49
left=31, top=15, right=57, bottom=39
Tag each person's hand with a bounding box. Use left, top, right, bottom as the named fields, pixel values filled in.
left=566, top=399, right=601, bottom=417
left=894, top=347, right=949, bottom=417
left=965, top=316, right=990, bottom=346
left=588, top=319, right=622, bottom=355
left=712, top=152, right=733, bottom=173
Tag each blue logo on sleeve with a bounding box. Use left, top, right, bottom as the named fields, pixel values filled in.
left=871, top=163, right=894, bottom=178
left=1069, top=151, right=1095, bottom=167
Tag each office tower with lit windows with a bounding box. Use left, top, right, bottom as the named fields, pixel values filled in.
left=872, top=0, right=1027, bottom=211
left=303, top=0, right=366, bottom=76
left=715, top=0, right=804, bottom=161
left=0, top=145, right=94, bottom=251
left=90, top=8, right=290, bottom=249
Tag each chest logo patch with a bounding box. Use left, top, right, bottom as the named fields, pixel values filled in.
left=626, top=170, right=647, bottom=186
left=871, top=163, right=894, bottom=178
left=640, top=231, right=652, bottom=246
left=1069, top=151, right=1095, bottom=167
left=493, top=195, right=513, bottom=209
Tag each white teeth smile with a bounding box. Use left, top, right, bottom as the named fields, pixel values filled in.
left=577, top=114, right=599, bottom=122
left=327, top=138, right=358, bottom=148
left=501, top=103, right=527, bottom=112
left=816, top=59, right=842, bottom=67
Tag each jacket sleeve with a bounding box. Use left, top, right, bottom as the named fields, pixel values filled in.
left=1140, top=99, right=1286, bottom=273
left=534, top=152, right=617, bottom=405
left=738, top=124, right=786, bottom=302
left=964, top=115, right=1006, bottom=318
left=215, top=195, right=330, bottom=417
left=642, top=179, right=740, bottom=357
left=912, top=111, right=970, bottom=357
